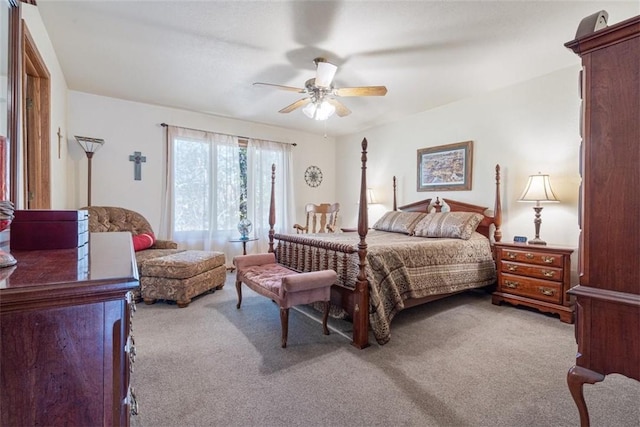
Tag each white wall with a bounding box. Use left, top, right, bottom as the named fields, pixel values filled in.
left=68, top=66, right=583, bottom=277
left=336, top=66, right=581, bottom=257
left=21, top=4, right=69, bottom=209
left=67, top=91, right=336, bottom=233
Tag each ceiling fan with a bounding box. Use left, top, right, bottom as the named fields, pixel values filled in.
left=253, top=57, right=387, bottom=120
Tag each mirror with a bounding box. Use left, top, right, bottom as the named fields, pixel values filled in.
left=2, top=0, right=18, bottom=205
left=0, top=0, right=14, bottom=251
left=1, top=2, right=9, bottom=201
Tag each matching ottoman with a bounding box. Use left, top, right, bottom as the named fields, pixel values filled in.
left=141, top=250, right=226, bottom=308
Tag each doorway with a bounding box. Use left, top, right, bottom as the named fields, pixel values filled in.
left=23, top=23, right=50, bottom=209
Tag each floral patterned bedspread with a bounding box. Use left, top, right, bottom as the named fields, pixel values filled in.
left=274, top=230, right=496, bottom=345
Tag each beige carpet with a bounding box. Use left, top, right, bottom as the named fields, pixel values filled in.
left=130, top=272, right=639, bottom=426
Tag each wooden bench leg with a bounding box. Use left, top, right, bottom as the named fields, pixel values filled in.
left=280, top=307, right=289, bottom=348
left=322, top=301, right=330, bottom=335
left=235, top=280, right=243, bottom=309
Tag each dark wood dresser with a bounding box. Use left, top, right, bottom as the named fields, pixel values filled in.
left=0, top=232, right=139, bottom=426
left=564, top=15, right=640, bottom=426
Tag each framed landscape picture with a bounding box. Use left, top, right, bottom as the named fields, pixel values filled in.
left=417, top=141, right=473, bottom=191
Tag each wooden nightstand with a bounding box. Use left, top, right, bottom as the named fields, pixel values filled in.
left=492, top=242, right=574, bottom=323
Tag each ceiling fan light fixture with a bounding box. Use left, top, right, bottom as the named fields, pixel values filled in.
left=315, top=61, right=337, bottom=88
left=256, top=57, right=386, bottom=119
left=302, top=100, right=335, bottom=121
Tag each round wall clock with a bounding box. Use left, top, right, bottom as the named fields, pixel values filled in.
left=304, top=165, right=323, bottom=187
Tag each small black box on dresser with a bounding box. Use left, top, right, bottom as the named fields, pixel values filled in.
left=10, top=210, right=89, bottom=250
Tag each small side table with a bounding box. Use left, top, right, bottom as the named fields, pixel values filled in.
left=229, top=236, right=259, bottom=255
left=492, top=242, right=574, bottom=323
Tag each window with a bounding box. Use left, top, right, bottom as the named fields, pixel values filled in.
left=161, top=125, right=294, bottom=256
left=173, top=136, right=243, bottom=234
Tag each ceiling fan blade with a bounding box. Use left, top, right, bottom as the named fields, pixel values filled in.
left=315, top=60, right=337, bottom=88
left=326, top=98, right=351, bottom=117
left=279, top=97, right=311, bottom=113
left=253, top=82, right=305, bottom=93
left=334, top=86, right=388, bottom=97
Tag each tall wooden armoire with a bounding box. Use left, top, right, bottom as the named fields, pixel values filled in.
left=564, top=14, right=640, bottom=427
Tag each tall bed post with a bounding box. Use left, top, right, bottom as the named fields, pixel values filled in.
left=493, top=164, right=502, bottom=243
left=268, top=163, right=276, bottom=253
left=392, top=176, right=397, bottom=211
left=352, top=138, right=370, bottom=349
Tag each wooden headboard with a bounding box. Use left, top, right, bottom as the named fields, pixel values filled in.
left=394, top=165, right=502, bottom=242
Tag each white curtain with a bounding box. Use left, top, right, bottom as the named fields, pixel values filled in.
left=160, top=126, right=241, bottom=262
left=246, top=138, right=295, bottom=253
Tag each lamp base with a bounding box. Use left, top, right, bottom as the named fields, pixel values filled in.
left=528, top=238, right=547, bottom=245
left=0, top=251, right=17, bottom=267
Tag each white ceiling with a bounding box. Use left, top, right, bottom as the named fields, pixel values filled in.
left=36, top=1, right=639, bottom=137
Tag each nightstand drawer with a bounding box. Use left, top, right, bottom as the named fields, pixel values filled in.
left=500, top=248, right=563, bottom=268
left=499, top=273, right=563, bottom=304
left=500, top=261, right=563, bottom=282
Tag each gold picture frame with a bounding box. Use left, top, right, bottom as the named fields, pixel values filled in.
left=417, top=141, right=473, bottom=191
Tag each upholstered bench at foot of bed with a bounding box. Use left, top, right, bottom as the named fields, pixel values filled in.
left=233, top=253, right=337, bottom=348
left=141, top=250, right=226, bottom=308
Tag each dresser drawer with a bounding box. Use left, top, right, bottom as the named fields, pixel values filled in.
left=500, top=261, right=563, bottom=282
left=500, top=248, right=564, bottom=268
left=499, top=273, right=563, bottom=304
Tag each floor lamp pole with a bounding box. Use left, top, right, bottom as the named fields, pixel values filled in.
left=74, top=136, right=105, bottom=207
left=86, top=151, right=94, bottom=206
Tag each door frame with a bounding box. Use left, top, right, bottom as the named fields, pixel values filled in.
left=22, top=21, right=50, bottom=209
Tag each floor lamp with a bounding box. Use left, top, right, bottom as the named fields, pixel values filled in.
left=518, top=173, right=559, bottom=245
left=74, top=136, right=105, bottom=206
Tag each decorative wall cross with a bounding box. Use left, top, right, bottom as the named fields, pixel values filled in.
left=57, top=127, right=62, bottom=159
left=128, top=151, right=146, bottom=181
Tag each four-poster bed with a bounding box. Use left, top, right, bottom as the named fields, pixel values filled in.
left=266, top=138, right=502, bottom=348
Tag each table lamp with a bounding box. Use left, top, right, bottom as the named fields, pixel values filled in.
left=518, top=173, right=559, bottom=245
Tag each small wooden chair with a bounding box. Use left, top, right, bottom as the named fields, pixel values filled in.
left=293, top=203, right=340, bottom=234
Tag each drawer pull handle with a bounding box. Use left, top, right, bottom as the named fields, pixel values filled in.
left=127, top=386, right=139, bottom=416
left=539, top=287, right=556, bottom=296
left=507, top=265, right=518, bottom=272
left=507, top=252, right=517, bottom=259
left=504, top=280, right=519, bottom=289
left=125, top=336, right=136, bottom=371
left=525, top=253, right=534, bottom=259
left=542, top=256, right=555, bottom=264
left=542, top=270, right=556, bottom=278
left=126, top=291, right=137, bottom=312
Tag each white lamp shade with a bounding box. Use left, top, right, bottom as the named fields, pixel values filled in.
left=315, top=61, right=337, bottom=88
left=519, top=174, right=559, bottom=202
left=366, top=188, right=377, bottom=204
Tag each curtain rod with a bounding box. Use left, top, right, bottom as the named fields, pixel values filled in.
left=160, top=123, right=297, bottom=146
